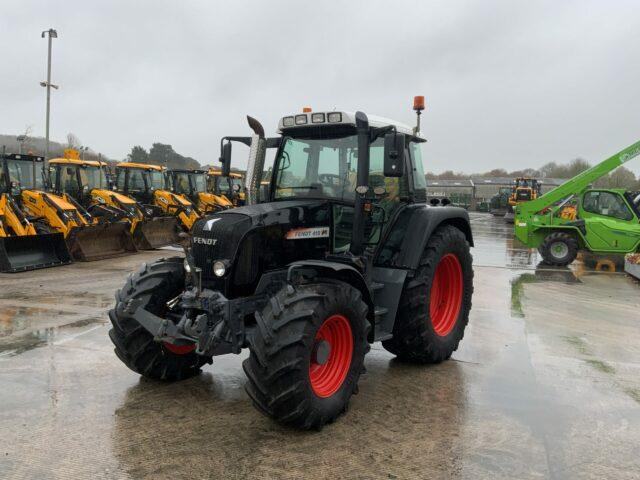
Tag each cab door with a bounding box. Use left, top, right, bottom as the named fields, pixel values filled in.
left=580, top=190, right=640, bottom=251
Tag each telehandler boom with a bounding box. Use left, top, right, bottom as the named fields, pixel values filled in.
left=515, top=140, right=640, bottom=266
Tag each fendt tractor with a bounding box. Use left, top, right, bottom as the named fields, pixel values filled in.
left=504, top=177, right=541, bottom=223
left=166, top=168, right=233, bottom=214
left=0, top=153, right=70, bottom=272
left=109, top=98, right=474, bottom=429
left=49, top=153, right=178, bottom=250
left=1, top=152, right=133, bottom=265
left=114, top=162, right=200, bottom=232
left=515, top=140, right=640, bottom=266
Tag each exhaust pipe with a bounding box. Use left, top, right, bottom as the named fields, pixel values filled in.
left=245, top=116, right=266, bottom=205
left=350, top=111, right=370, bottom=256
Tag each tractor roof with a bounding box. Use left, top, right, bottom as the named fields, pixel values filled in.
left=277, top=111, right=425, bottom=140
left=207, top=168, right=243, bottom=178
left=1, top=153, right=44, bottom=162
left=117, top=162, right=164, bottom=171
left=168, top=169, right=207, bottom=174
left=49, top=158, right=107, bottom=167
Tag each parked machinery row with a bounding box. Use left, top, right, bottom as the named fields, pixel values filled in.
left=0, top=149, right=245, bottom=273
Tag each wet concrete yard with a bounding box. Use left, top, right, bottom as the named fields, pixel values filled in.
left=1, top=213, right=639, bottom=479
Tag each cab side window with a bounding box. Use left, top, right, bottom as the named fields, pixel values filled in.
left=583, top=191, right=633, bottom=221
left=116, top=170, right=126, bottom=191
left=128, top=170, right=145, bottom=192
left=60, top=166, right=80, bottom=195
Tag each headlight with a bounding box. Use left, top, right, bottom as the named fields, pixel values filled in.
left=327, top=112, right=342, bottom=123
left=282, top=116, right=294, bottom=127
left=213, top=260, right=226, bottom=277
left=183, top=258, right=191, bottom=273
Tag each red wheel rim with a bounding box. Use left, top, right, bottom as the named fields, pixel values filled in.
left=163, top=342, right=196, bottom=355
left=430, top=253, right=463, bottom=337
left=309, top=314, right=353, bottom=398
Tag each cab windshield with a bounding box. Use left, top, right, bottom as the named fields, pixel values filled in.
left=192, top=173, right=207, bottom=193
left=230, top=177, right=243, bottom=190
left=172, top=172, right=191, bottom=195
left=148, top=170, right=165, bottom=190
left=4, top=159, right=42, bottom=191
left=210, top=175, right=230, bottom=195
left=274, top=135, right=395, bottom=202
left=79, top=165, right=107, bottom=190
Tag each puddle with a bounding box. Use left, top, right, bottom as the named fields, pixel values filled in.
left=0, top=316, right=105, bottom=357
left=0, top=291, right=113, bottom=308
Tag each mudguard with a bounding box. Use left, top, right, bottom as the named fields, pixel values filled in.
left=286, top=260, right=374, bottom=317
left=376, top=204, right=473, bottom=270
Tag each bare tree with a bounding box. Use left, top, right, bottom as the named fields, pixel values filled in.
left=66, top=133, right=81, bottom=149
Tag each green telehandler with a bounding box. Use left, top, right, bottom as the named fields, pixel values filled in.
left=515, top=140, right=640, bottom=266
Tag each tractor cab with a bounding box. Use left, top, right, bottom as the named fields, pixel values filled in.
left=114, top=162, right=167, bottom=204
left=1, top=153, right=45, bottom=195
left=115, top=162, right=199, bottom=231
left=48, top=157, right=110, bottom=206
left=166, top=169, right=232, bottom=213
left=207, top=168, right=245, bottom=206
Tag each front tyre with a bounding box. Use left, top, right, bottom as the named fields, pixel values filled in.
left=382, top=225, right=473, bottom=363
left=243, top=281, right=369, bottom=429
left=108, top=257, right=209, bottom=381
left=538, top=231, right=578, bottom=266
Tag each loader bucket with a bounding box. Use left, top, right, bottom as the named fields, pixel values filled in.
left=66, top=222, right=137, bottom=262
left=0, top=233, right=72, bottom=273
left=132, top=216, right=181, bottom=250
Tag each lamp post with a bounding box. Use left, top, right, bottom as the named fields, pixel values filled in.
left=41, top=28, right=58, bottom=167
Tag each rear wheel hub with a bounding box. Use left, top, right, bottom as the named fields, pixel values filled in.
left=430, top=253, right=463, bottom=337
left=309, top=314, right=353, bottom=398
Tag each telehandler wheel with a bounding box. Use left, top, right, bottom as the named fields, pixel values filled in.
left=538, top=232, right=578, bottom=266
left=243, top=281, right=369, bottom=430
left=382, top=225, right=473, bottom=363
left=108, top=257, right=209, bottom=381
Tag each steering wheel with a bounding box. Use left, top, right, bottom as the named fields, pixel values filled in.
left=318, top=173, right=341, bottom=188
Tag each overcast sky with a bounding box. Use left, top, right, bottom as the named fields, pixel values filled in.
left=2, top=0, right=639, bottom=174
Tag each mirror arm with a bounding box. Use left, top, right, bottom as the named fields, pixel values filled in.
left=370, top=125, right=396, bottom=142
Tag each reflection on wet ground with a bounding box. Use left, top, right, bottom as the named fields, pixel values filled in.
left=1, top=215, right=639, bottom=479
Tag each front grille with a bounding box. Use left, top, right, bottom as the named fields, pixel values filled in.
left=190, top=213, right=252, bottom=281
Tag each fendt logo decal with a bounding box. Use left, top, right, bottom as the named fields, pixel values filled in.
left=192, top=237, right=217, bottom=246
left=285, top=227, right=330, bottom=240
left=204, top=218, right=221, bottom=231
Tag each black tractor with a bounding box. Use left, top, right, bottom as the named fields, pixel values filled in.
left=109, top=101, right=474, bottom=429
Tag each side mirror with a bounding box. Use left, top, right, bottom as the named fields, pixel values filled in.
left=383, top=132, right=405, bottom=177
left=220, top=141, right=232, bottom=177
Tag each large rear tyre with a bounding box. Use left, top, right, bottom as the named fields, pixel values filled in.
left=243, top=281, right=369, bottom=429
left=382, top=225, right=473, bottom=363
left=538, top=232, right=578, bottom=266
left=108, top=257, right=209, bottom=381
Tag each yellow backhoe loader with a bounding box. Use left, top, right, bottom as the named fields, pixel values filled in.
left=207, top=168, right=245, bottom=206
left=2, top=152, right=135, bottom=261
left=0, top=153, right=71, bottom=272
left=114, top=162, right=200, bottom=231
left=49, top=154, right=180, bottom=250
left=166, top=168, right=232, bottom=213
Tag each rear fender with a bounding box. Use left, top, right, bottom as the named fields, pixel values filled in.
left=376, top=205, right=473, bottom=270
